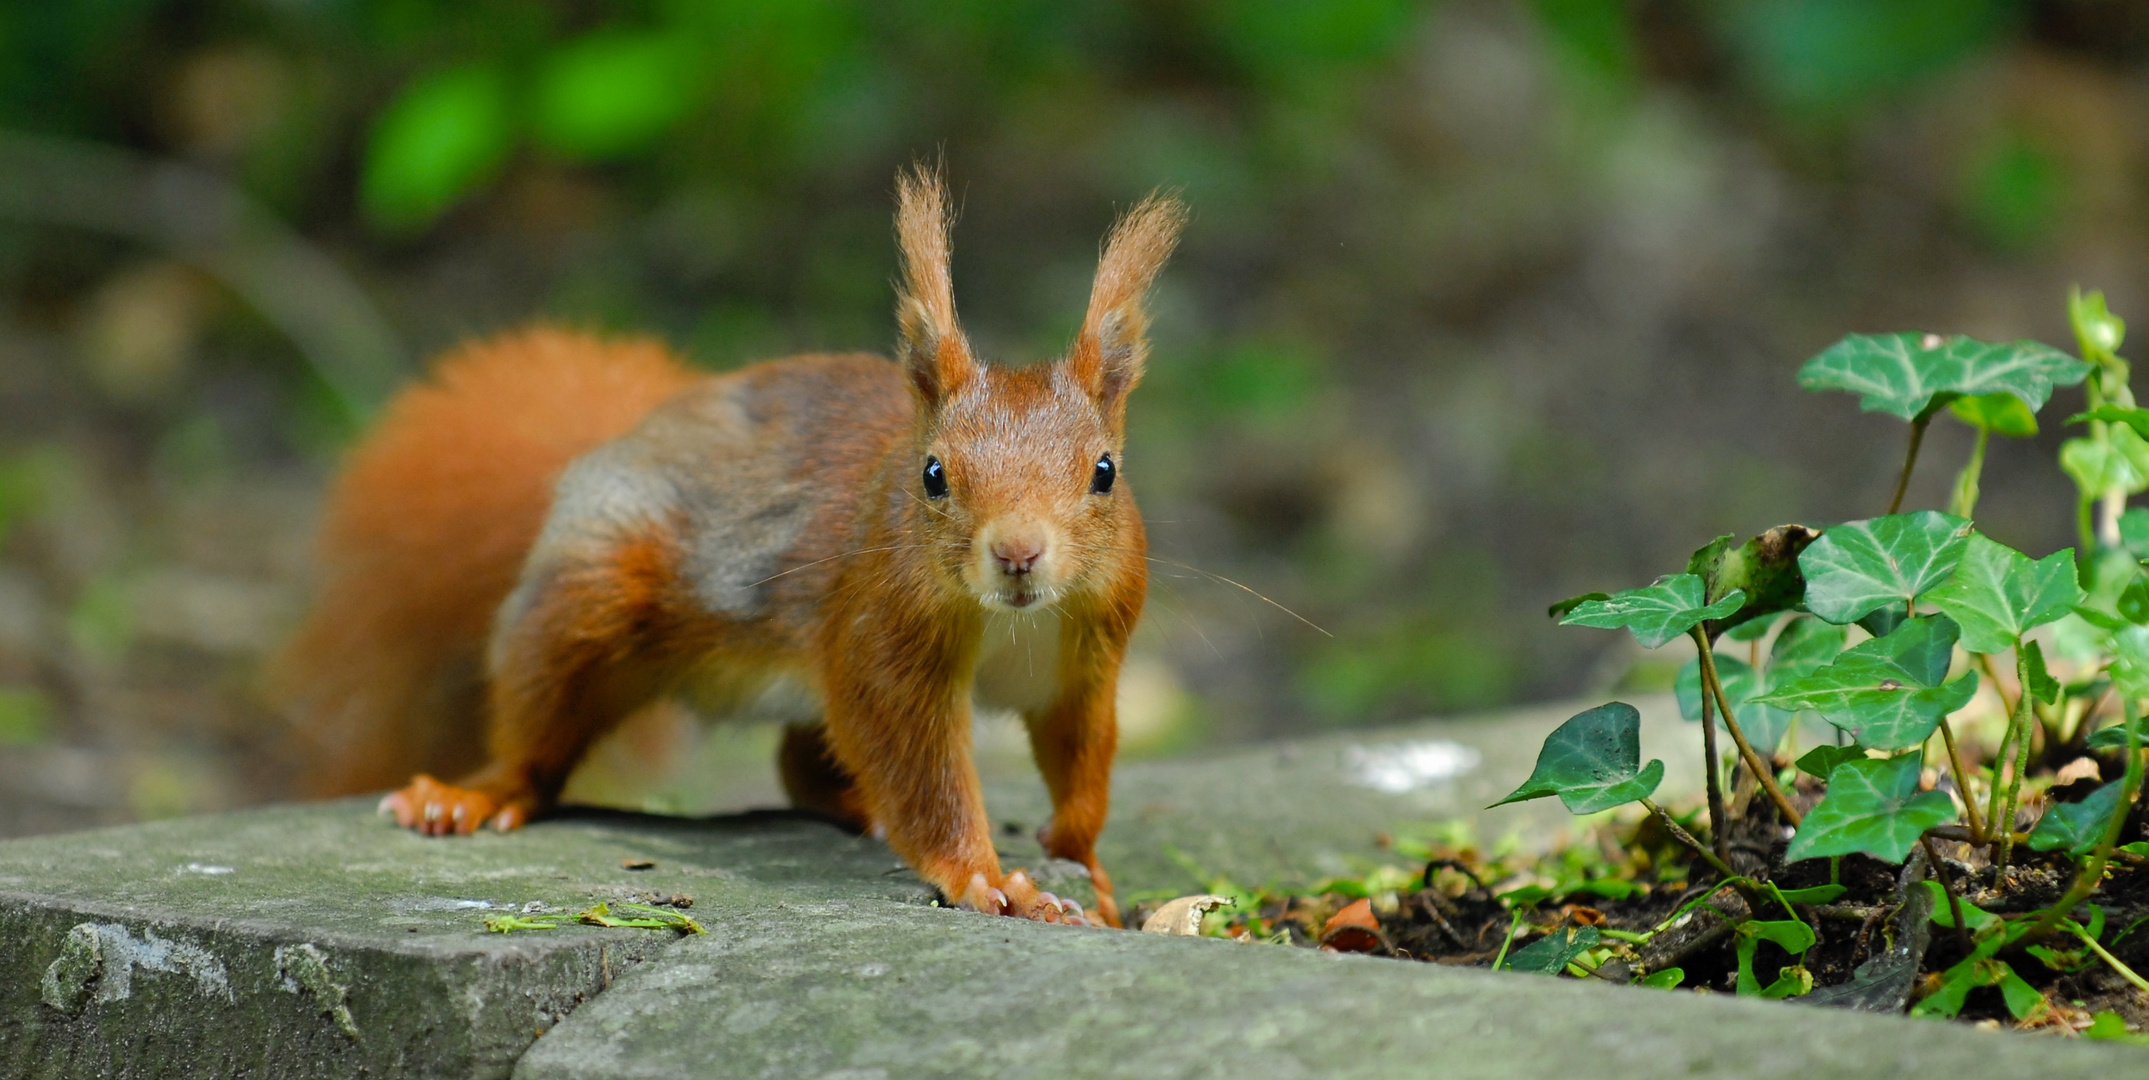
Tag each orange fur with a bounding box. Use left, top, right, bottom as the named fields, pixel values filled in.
left=273, top=328, right=701, bottom=795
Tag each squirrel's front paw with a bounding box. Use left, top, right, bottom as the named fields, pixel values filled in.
left=951, top=870, right=1092, bottom=926
left=379, top=775, right=526, bottom=836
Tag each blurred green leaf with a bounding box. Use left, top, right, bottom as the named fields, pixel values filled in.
left=1798, top=512, right=1972, bottom=625
left=1734, top=919, right=1815, bottom=997
left=1675, top=654, right=1791, bottom=754
left=1529, top=0, right=1635, bottom=87
left=1785, top=753, right=1957, bottom=863
left=1493, top=702, right=1665, bottom=815
left=2069, top=405, right=2149, bottom=442
left=1797, top=333, right=2086, bottom=421
left=1558, top=574, right=1744, bottom=649
left=1638, top=967, right=1684, bottom=989
left=2071, top=288, right=2127, bottom=358
left=1967, top=134, right=2067, bottom=250
left=1718, top=0, right=2018, bottom=119
left=533, top=31, right=699, bottom=160
left=1753, top=614, right=1975, bottom=750
left=2028, top=779, right=2124, bottom=856
left=1205, top=0, right=1421, bottom=78
left=2061, top=425, right=2149, bottom=497
left=1505, top=924, right=1600, bottom=975
left=1948, top=393, right=2037, bottom=437
left=2023, top=639, right=2060, bottom=705
left=0, top=687, right=49, bottom=746
left=1924, top=534, right=2081, bottom=654
left=362, top=64, right=515, bottom=231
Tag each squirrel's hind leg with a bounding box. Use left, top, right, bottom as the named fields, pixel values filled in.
left=777, top=722, right=871, bottom=830
left=382, top=531, right=702, bottom=835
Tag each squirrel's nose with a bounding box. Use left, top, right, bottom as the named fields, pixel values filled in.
left=991, top=534, right=1045, bottom=576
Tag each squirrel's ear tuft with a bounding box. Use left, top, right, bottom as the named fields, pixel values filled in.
left=893, top=163, right=978, bottom=408
left=1070, top=191, right=1186, bottom=416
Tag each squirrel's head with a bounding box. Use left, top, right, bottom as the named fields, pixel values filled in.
left=890, top=164, right=1185, bottom=612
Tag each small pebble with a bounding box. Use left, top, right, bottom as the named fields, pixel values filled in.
left=621, top=858, right=656, bottom=871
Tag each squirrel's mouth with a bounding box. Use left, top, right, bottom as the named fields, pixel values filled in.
left=982, top=584, right=1058, bottom=612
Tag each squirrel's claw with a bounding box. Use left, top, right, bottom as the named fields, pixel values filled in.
left=381, top=775, right=516, bottom=837
left=951, top=870, right=1094, bottom=926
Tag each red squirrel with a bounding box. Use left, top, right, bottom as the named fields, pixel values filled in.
left=274, top=166, right=1184, bottom=927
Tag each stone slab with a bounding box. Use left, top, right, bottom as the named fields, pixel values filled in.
left=0, top=803, right=927, bottom=1080
left=513, top=895, right=2141, bottom=1080
left=0, top=695, right=1757, bottom=1080
left=986, top=693, right=1703, bottom=894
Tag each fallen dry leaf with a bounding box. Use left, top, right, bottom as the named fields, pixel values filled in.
left=1141, top=894, right=1233, bottom=935
left=1320, top=897, right=1383, bottom=953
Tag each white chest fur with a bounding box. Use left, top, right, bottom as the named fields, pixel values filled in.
left=971, top=608, right=1064, bottom=714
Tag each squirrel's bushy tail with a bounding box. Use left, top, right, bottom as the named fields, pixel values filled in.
left=272, top=328, right=701, bottom=796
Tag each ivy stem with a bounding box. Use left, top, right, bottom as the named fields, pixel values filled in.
left=2023, top=701, right=2144, bottom=943
left=1692, top=628, right=1803, bottom=827
left=1491, top=909, right=1525, bottom=971
left=2068, top=921, right=2149, bottom=994
left=1693, top=639, right=1734, bottom=870
left=1886, top=415, right=1930, bottom=516
left=1641, top=797, right=1737, bottom=883
left=1979, top=652, right=2017, bottom=845
left=1920, top=834, right=1973, bottom=956
left=1948, top=424, right=1990, bottom=519
left=1996, top=647, right=2039, bottom=872
left=1936, top=718, right=1985, bottom=844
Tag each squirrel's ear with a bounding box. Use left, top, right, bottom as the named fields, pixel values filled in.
left=1069, top=191, right=1186, bottom=416
left=893, top=163, right=979, bottom=408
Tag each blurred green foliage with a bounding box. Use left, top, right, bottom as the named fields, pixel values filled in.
left=0, top=0, right=2133, bottom=755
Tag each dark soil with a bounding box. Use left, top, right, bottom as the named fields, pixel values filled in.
left=1144, top=778, right=2149, bottom=1036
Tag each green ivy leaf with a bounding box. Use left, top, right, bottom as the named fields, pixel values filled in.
left=2119, top=508, right=2149, bottom=558
left=2085, top=715, right=2147, bottom=751
left=1752, top=615, right=1978, bottom=750
left=1797, top=333, right=2088, bottom=421
left=1505, top=925, right=1600, bottom=975
left=1687, top=526, right=1820, bottom=637
left=1492, top=702, right=1665, bottom=815
left=532, top=31, right=700, bottom=160
left=1773, top=884, right=1848, bottom=905
left=2071, top=288, right=2127, bottom=357
left=1734, top=920, right=1816, bottom=998
left=1950, top=393, right=2039, bottom=437
left=1558, top=575, right=1746, bottom=649
left=1919, top=881, right=1999, bottom=932
left=2022, top=640, right=2060, bottom=704
left=2118, top=575, right=2149, bottom=624
left=1546, top=592, right=1609, bottom=619
left=1674, top=654, right=1791, bottom=754
left=1784, top=754, right=1958, bottom=863
left=2061, top=425, right=2149, bottom=497
left=1794, top=744, right=1866, bottom=779
left=361, top=64, right=515, bottom=231
left=1769, top=616, right=1846, bottom=681
left=2112, top=625, right=2149, bottom=704
left=2068, top=405, right=2149, bottom=442
left=1799, top=512, right=1973, bottom=625
left=2028, top=780, right=2126, bottom=856
left=1923, top=534, right=2082, bottom=654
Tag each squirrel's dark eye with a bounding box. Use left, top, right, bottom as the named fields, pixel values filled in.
left=922, top=455, right=948, bottom=499
left=1090, top=453, right=1116, bottom=495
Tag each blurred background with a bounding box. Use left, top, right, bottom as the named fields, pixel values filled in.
left=0, top=0, right=2143, bottom=837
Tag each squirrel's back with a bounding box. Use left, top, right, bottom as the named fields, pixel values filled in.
left=274, top=327, right=703, bottom=795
